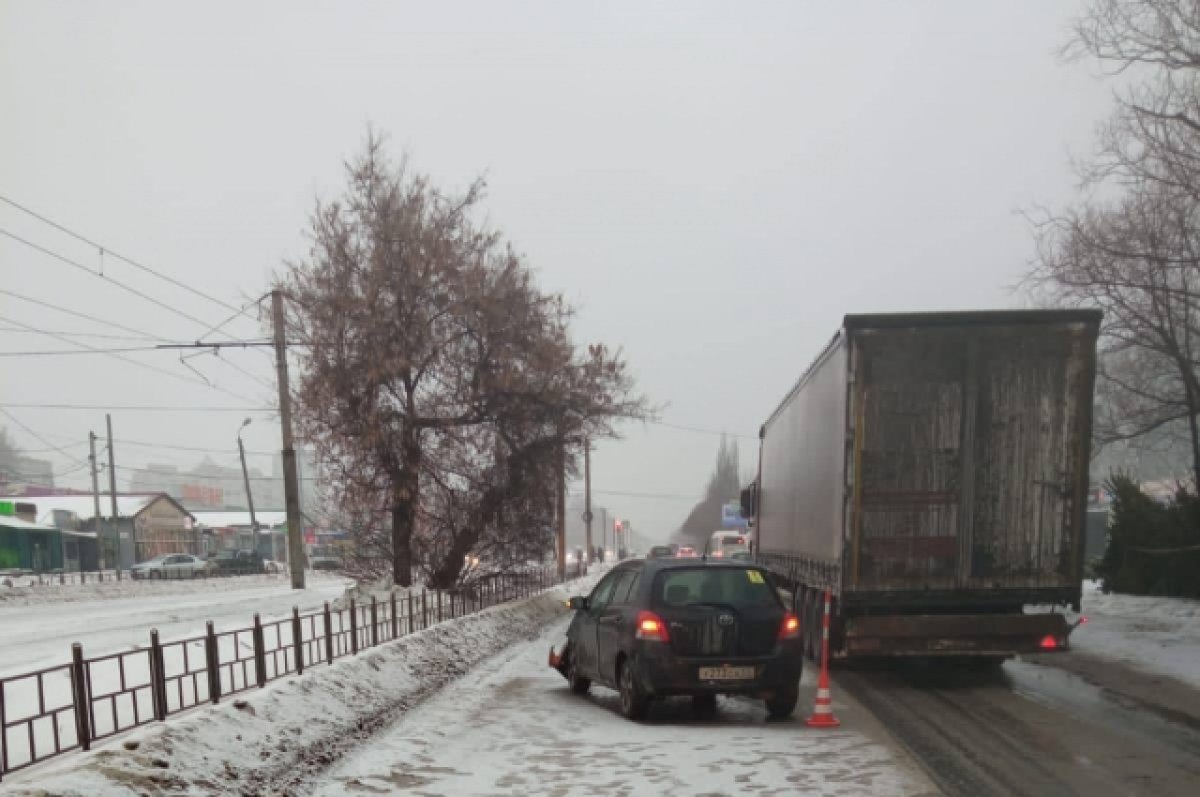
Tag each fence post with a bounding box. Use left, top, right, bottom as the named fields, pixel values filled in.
left=292, top=607, right=304, bottom=675
left=323, top=602, right=334, bottom=665
left=437, top=591, right=443, bottom=623
left=70, top=643, right=92, bottom=752
left=390, top=593, right=399, bottom=640
left=205, top=621, right=221, bottom=704
left=252, top=614, right=267, bottom=688
left=370, top=596, right=379, bottom=647
left=349, top=598, right=358, bottom=655
left=421, top=591, right=428, bottom=629
left=149, top=629, right=167, bottom=721
left=407, top=593, right=415, bottom=634
left=81, top=571, right=85, bottom=584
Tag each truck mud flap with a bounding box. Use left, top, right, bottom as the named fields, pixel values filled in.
left=843, top=613, right=1071, bottom=656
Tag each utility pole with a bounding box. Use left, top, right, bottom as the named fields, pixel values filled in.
left=237, top=418, right=260, bottom=555
left=583, top=440, right=593, bottom=567
left=272, top=289, right=305, bottom=589
left=105, top=415, right=122, bottom=565
left=556, top=439, right=566, bottom=580
left=89, top=431, right=105, bottom=571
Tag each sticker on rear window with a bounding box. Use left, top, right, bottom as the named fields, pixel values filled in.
left=746, top=570, right=764, bottom=584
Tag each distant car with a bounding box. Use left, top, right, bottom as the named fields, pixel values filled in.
left=131, top=554, right=214, bottom=579
left=647, top=545, right=674, bottom=559
left=309, top=555, right=342, bottom=571
left=708, top=532, right=751, bottom=560
left=554, top=559, right=802, bottom=720
left=676, top=546, right=698, bottom=558
left=209, top=549, right=266, bottom=575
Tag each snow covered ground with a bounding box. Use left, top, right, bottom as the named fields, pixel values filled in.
left=1071, top=580, right=1200, bottom=689
left=0, top=573, right=352, bottom=678
left=1, top=573, right=935, bottom=797
left=311, top=618, right=935, bottom=797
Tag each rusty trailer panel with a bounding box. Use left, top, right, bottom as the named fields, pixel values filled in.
left=842, top=613, right=1072, bottom=656
left=845, top=314, right=1099, bottom=600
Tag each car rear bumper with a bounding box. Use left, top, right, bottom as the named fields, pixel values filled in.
left=633, top=642, right=803, bottom=696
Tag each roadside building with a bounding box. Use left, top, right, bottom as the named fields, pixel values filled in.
left=190, top=510, right=288, bottom=561
left=0, top=493, right=196, bottom=568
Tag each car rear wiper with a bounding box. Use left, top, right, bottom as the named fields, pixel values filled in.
left=684, top=602, right=740, bottom=613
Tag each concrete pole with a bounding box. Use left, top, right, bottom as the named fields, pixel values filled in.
left=89, top=431, right=104, bottom=571
left=272, top=289, right=306, bottom=589
left=105, top=415, right=122, bottom=565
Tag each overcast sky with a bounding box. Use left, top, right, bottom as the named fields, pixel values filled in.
left=0, top=1, right=1113, bottom=541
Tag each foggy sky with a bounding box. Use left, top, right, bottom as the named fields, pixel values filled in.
left=0, top=1, right=1113, bottom=541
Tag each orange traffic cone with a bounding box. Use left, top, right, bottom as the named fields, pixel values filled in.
left=806, top=589, right=841, bottom=728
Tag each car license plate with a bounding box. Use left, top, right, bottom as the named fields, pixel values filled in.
left=699, top=665, right=755, bottom=681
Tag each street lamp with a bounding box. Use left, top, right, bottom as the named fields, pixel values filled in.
left=237, top=418, right=261, bottom=555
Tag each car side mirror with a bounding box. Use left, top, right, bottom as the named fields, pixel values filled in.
left=567, top=596, right=588, bottom=611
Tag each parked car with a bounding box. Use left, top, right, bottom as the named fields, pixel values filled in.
left=552, top=559, right=802, bottom=720
left=209, top=549, right=266, bottom=575
left=130, top=553, right=214, bottom=579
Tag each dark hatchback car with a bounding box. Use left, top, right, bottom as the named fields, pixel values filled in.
left=209, top=549, right=266, bottom=575
left=556, top=559, right=803, bottom=720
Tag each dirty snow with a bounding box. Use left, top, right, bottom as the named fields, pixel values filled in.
left=310, top=617, right=935, bottom=797
left=1070, top=580, right=1200, bottom=690
left=0, top=575, right=599, bottom=796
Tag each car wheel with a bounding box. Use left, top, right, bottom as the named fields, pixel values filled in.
left=618, top=658, right=650, bottom=721
left=566, top=652, right=591, bottom=695
left=765, top=686, right=799, bottom=719
left=692, top=693, right=718, bottom=716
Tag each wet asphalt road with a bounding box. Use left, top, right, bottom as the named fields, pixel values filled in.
left=836, top=653, right=1200, bottom=797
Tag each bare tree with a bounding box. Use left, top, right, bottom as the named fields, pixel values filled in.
left=1029, top=0, right=1200, bottom=487
left=288, top=135, right=650, bottom=586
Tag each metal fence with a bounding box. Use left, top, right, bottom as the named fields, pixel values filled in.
left=0, top=565, right=575, bottom=780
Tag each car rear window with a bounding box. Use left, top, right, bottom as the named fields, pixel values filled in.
left=651, top=567, right=780, bottom=609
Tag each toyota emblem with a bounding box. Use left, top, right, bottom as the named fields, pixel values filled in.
left=717, top=614, right=735, bottom=626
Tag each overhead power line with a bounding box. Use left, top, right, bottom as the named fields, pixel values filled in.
left=0, top=289, right=169, bottom=341
left=0, top=402, right=275, bottom=413
left=116, top=438, right=276, bottom=456
left=643, top=420, right=758, bottom=440
left=0, top=230, right=222, bottom=331
left=0, top=326, right=165, bottom=343
left=0, top=194, right=258, bottom=322
left=0, top=408, right=89, bottom=466
left=0, top=316, right=261, bottom=404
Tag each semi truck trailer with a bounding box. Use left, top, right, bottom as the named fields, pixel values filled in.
left=748, top=310, right=1101, bottom=659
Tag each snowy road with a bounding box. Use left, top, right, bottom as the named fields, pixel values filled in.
left=309, top=617, right=936, bottom=797
left=838, top=654, right=1200, bottom=797
left=0, top=575, right=351, bottom=677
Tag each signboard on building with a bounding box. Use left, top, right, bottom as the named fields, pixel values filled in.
left=181, top=484, right=224, bottom=507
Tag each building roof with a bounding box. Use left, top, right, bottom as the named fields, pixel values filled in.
left=0, top=493, right=194, bottom=525
left=0, top=515, right=60, bottom=533
left=190, top=510, right=288, bottom=529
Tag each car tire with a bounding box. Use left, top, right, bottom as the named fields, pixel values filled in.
left=765, top=686, right=799, bottom=719
left=566, top=652, right=591, bottom=695
left=618, top=658, right=651, bottom=721
left=692, top=693, right=718, bottom=716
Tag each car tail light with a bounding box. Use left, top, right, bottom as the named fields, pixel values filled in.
left=779, top=612, right=801, bottom=640
left=735, top=537, right=745, bottom=544
left=1038, top=635, right=1059, bottom=650
left=712, top=550, right=723, bottom=558
left=636, top=611, right=670, bottom=642
left=1079, top=616, right=1089, bottom=625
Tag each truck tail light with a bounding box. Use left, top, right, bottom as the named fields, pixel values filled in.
left=1039, top=635, right=1059, bottom=650
left=636, top=611, right=670, bottom=642
left=779, top=612, right=801, bottom=640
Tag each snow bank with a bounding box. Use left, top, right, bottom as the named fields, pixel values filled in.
left=1, top=576, right=596, bottom=796
left=1072, top=579, right=1200, bottom=689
